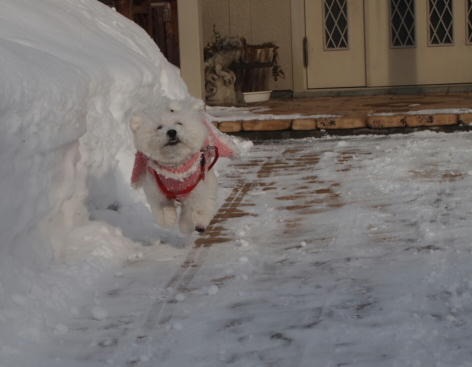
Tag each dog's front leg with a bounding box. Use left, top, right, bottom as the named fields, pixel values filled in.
left=162, top=205, right=178, bottom=228
left=179, top=173, right=217, bottom=233
left=143, top=178, right=177, bottom=228
left=179, top=207, right=196, bottom=234
left=149, top=202, right=177, bottom=228
left=179, top=201, right=214, bottom=233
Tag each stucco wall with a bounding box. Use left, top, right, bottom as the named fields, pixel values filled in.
left=201, top=0, right=293, bottom=91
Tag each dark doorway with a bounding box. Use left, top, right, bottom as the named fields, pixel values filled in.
left=98, top=0, right=180, bottom=67
left=149, top=1, right=180, bottom=66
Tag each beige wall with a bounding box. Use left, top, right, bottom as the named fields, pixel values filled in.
left=195, top=0, right=472, bottom=95
left=201, top=0, right=293, bottom=91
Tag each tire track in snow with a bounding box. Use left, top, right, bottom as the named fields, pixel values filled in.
left=141, top=151, right=288, bottom=332
left=77, top=152, right=282, bottom=365
left=142, top=180, right=256, bottom=331
left=81, top=181, right=257, bottom=366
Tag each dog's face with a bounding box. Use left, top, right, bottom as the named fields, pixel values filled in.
left=130, top=99, right=208, bottom=166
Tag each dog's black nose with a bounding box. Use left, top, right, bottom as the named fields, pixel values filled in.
left=167, top=129, right=177, bottom=139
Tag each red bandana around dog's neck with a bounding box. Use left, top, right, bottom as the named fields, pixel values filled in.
left=131, top=118, right=236, bottom=200
left=131, top=146, right=219, bottom=200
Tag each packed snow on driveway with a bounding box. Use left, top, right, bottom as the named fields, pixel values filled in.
left=3, top=1, right=472, bottom=367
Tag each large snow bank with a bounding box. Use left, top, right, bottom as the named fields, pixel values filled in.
left=0, top=0, right=188, bottom=348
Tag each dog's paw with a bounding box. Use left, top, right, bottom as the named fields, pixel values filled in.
left=195, top=225, right=206, bottom=233
left=179, top=217, right=207, bottom=234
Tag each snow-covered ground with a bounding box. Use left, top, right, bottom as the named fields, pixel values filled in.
left=3, top=1, right=472, bottom=366
left=205, top=105, right=341, bottom=122
left=0, top=0, right=189, bottom=362
left=6, top=131, right=472, bottom=367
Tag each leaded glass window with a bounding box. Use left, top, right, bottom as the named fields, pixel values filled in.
left=390, top=0, right=416, bottom=47
left=428, top=0, right=453, bottom=45
left=324, top=0, right=349, bottom=49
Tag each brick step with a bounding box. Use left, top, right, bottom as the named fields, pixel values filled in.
left=215, top=113, right=472, bottom=133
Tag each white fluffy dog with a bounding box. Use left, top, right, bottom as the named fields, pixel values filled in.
left=130, top=98, right=237, bottom=234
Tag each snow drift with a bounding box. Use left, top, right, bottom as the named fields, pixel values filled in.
left=0, top=0, right=189, bottom=347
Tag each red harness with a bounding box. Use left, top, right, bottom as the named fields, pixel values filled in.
left=131, top=146, right=219, bottom=200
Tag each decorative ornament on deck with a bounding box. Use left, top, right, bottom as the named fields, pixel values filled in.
left=204, top=26, right=284, bottom=106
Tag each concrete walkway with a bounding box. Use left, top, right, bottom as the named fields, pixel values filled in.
left=210, top=93, right=472, bottom=135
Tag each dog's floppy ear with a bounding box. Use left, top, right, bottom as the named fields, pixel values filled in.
left=130, top=115, right=142, bottom=132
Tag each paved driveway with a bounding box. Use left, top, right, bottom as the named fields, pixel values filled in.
left=34, top=132, right=472, bottom=367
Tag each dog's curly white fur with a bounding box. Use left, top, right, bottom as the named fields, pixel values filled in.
left=130, top=99, right=220, bottom=234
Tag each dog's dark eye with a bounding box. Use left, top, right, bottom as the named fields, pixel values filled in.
left=170, top=109, right=175, bottom=113
left=176, top=122, right=183, bottom=126
left=156, top=125, right=163, bottom=130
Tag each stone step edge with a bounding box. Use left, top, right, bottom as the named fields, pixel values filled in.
left=216, top=113, right=472, bottom=133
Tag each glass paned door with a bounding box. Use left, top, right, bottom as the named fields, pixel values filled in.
left=305, top=0, right=366, bottom=88
left=305, top=0, right=472, bottom=89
